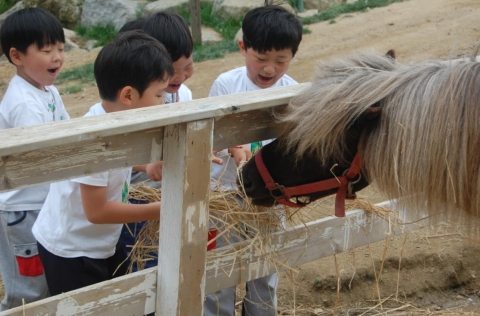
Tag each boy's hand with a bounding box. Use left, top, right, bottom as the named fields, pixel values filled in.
left=146, top=161, right=163, bottom=181
left=211, top=150, right=223, bottom=165
left=228, top=145, right=252, bottom=166
left=211, top=146, right=243, bottom=165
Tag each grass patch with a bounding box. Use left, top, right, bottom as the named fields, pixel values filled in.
left=75, top=23, right=117, bottom=47
left=193, top=41, right=239, bottom=62
left=57, top=63, right=94, bottom=84
left=300, top=0, right=403, bottom=25
left=179, top=3, right=243, bottom=41
left=61, top=85, right=84, bottom=95
left=0, top=0, right=18, bottom=14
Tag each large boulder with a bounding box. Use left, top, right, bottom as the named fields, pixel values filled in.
left=303, top=0, right=344, bottom=12
left=81, top=0, right=136, bottom=30
left=212, top=0, right=262, bottom=20
left=142, top=0, right=190, bottom=16
left=23, top=0, right=83, bottom=29
left=212, top=0, right=295, bottom=20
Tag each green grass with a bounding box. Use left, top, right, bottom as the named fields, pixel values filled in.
left=56, top=63, right=94, bottom=84
left=300, top=0, right=403, bottom=25
left=75, top=23, right=117, bottom=47
left=0, top=0, right=18, bottom=14
left=61, top=85, right=84, bottom=95
left=179, top=3, right=243, bottom=41
left=193, top=41, right=239, bottom=62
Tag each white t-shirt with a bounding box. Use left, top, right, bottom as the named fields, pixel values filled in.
left=209, top=66, right=297, bottom=190
left=130, top=84, right=193, bottom=188
left=0, top=75, right=70, bottom=211
left=163, top=84, right=192, bottom=104
left=32, top=103, right=132, bottom=259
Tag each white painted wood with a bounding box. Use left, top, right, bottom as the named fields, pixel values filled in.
left=0, top=84, right=307, bottom=157
left=157, top=120, right=214, bottom=315
left=0, top=202, right=426, bottom=316
left=0, top=85, right=306, bottom=193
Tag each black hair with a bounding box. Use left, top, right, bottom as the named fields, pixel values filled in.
left=141, top=11, right=193, bottom=62
left=1, top=7, right=65, bottom=64
left=118, top=17, right=147, bottom=33
left=94, top=30, right=174, bottom=101
left=242, top=5, right=302, bottom=56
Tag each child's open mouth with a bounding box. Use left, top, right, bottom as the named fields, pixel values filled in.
left=258, top=74, right=273, bottom=82
left=48, top=68, right=58, bottom=75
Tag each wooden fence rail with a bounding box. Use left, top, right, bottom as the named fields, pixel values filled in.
left=0, top=83, right=425, bottom=315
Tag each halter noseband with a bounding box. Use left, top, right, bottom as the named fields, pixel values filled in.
left=254, top=147, right=364, bottom=217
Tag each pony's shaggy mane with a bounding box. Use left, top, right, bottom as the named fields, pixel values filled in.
left=277, top=52, right=480, bottom=219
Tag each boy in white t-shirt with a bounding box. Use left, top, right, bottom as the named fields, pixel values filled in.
left=0, top=8, right=69, bottom=310
left=32, top=31, right=174, bottom=295
left=206, top=5, right=303, bottom=316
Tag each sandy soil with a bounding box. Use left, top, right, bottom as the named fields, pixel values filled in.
left=1, top=0, right=480, bottom=313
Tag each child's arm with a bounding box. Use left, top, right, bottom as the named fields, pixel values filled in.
left=80, top=184, right=160, bottom=224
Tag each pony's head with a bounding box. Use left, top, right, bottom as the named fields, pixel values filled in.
left=240, top=50, right=480, bottom=221
left=239, top=52, right=396, bottom=211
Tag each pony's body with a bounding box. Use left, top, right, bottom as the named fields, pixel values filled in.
left=240, top=52, right=480, bottom=219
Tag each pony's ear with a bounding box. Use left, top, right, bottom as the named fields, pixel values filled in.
left=385, top=49, right=396, bottom=60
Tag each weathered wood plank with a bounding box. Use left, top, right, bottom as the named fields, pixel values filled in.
left=0, top=202, right=426, bottom=316
left=0, top=86, right=303, bottom=193
left=157, top=120, right=214, bottom=315
left=0, top=84, right=307, bottom=156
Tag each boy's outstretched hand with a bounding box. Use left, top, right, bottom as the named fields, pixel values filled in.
left=146, top=161, right=163, bottom=181
left=228, top=145, right=252, bottom=166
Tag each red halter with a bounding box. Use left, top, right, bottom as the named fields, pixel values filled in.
left=254, top=148, right=364, bottom=217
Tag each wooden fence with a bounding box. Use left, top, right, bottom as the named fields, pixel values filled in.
left=0, top=83, right=424, bottom=315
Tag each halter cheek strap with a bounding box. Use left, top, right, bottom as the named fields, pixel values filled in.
left=254, top=147, right=364, bottom=217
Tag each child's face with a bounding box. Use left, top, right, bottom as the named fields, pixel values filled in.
left=132, top=78, right=170, bottom=109
left=14, top=41, right=65, bottom=90
left=240, top=41, right=293, bottom=89
left=167, top=55, right=194, bottom=94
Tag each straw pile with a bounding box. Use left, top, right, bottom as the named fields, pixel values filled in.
left=125, top=178, right=400, bottom=273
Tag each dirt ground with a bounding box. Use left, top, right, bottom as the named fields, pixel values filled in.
left=2, top=0, right=480, bottom=314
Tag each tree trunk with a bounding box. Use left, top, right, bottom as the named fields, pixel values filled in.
left=190, top=0, right=202, bottom=45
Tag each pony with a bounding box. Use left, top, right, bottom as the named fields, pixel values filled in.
left=239, top=51, right=480, bottom=221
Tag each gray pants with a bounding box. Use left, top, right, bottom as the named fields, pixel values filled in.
left=204, top=221, right=278, bottom=316
left=204, top=274, right=278, bottom=316
left=0, top=210, right=48, bottom=311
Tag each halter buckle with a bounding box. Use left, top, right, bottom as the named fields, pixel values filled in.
left=268, top=183, right=287, bottom=200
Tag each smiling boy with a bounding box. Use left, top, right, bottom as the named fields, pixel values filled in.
left=0, top=8, right=70, bottom=310
left=32, top=31, right=174, bottom=295
left=206, top=4, right=303, bottom=316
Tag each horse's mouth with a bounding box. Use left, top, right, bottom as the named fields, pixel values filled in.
left=249, top=196, right=276, bottom=207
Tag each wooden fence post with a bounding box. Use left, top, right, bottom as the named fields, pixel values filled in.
left=156, top=119, right=214, bottom=315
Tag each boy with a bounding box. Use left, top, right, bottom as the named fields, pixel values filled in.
left=31, top=30, right=174, bottom=295
left=0, top=8, right=69, bottom=310
left=206, top=5, right=303, bottom=316
left=117, top=12, right=197, bottom=269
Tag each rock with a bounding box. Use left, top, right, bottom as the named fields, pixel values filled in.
left=212, top=0, right=263, bottom=20
left=143, top=0, right=190, bottom=16
left=233, top=28, right=242, bottom=43
left=63, top=28, right=80, bottom=52
left=23, top=0, right=83, bottom=29
left=303, top=0, right=344, bottom=12
left=198, top=26, right=223, bottom=44
left=81, top=0, right=136, bottom=30
left=298, top=9, right=318, bottom=18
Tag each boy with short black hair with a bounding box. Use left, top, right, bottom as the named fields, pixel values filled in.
left=0, top=7, right=69, bottom=310
left=32, top=30, right=174, bottom=295
left=206, top=4, right=303, bottom=316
